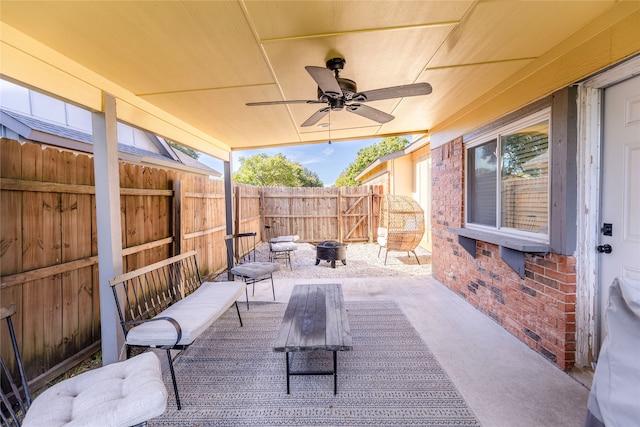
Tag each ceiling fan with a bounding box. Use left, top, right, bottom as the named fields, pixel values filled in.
left=246, top=57, right=432, bottom=127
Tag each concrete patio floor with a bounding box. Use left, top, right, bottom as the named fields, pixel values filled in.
left=247, top=275, right=591, bottom=427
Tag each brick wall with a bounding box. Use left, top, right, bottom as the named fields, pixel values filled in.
left=431, top=138, right=577, bottom=370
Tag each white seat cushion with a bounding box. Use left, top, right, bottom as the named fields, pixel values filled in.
left=377, top=227, right=388, bottom=247
left=125, top=281, right=245, bottom=347
left=231, top=261, right=280, bottom=279
left=271, top=234, right=300, bottom=243
left=22, top=352, right=167, bottom=427
left=271, top=242, right=297, bottom=251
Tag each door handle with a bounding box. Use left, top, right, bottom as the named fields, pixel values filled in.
left=597, top=244, right=612, bottom=254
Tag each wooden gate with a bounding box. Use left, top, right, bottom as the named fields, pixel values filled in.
left=339, top=186, right=376, bottom=242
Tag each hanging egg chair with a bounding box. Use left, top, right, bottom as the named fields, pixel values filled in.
left=377, top=194, right=425, bottom=265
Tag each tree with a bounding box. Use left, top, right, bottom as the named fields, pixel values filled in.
left=233, top=153, right=323, bottom=187
left=335, top=136, right=410, bottom=186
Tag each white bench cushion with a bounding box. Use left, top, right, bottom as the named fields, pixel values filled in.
left=125, top=281, right=245, bottom=347
left=231, top=261, right=280, bottom=279
left=23, top=352, right=167, bottom=427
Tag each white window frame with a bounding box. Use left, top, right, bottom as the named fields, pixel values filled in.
left=465, top=108, right=552, bottom=244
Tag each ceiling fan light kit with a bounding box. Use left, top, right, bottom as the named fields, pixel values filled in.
left=246, top=57, right=432, bottom=127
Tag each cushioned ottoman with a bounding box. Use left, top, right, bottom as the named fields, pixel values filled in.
left=23, top=352, right=167, bottom=427
left=231, top=261, right=280, bottom=279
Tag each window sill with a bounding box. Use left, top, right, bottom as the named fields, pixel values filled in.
left=448, top=227, right=549, bottom=278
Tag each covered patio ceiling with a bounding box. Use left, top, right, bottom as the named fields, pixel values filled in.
left=0, top=1, right=635, bottom=161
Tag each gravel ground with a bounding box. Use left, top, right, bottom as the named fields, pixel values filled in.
left=220, top=241, right=432, bottom=280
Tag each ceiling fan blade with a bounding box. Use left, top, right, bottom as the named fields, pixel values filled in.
left=301, top=107, right=330, bottom=127
left=246, top=99, right=324, bottom=106
left=346, top=104, right=394, bottom=123
left=305, top=66, right=342, bottom=97
left=353, top=82, right=432, bottom=102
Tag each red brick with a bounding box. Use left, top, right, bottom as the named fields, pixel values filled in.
left=431, top=137, right=575, bottom=370
left=545, top=269, right=572, bottom=283
left=557, top=262, right=577, bottom=274
left=527, top=263, right=545, bottom=275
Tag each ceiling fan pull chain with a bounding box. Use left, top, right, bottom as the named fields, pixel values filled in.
left=328, top=110, right=332, bottom=145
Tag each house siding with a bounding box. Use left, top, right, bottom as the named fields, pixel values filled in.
left=432, top=137, right=577, bottom=370
left=364, top=171, right=390, bottom=194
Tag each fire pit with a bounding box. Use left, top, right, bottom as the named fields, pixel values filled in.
left=315, top=240, right=347, bottom=268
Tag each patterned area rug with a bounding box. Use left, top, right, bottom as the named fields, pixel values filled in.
left=150, top=301, right=480, bottom=426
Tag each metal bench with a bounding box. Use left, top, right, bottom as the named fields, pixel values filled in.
left=109, top=250, right=245, bottom=410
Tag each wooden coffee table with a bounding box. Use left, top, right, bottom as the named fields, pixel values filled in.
left=273, top=283, right=352, bottom=394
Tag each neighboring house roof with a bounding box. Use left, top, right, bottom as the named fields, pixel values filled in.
left=355, top=136, right=430, bottom=182
left=0, top=109, right=221, bottom=177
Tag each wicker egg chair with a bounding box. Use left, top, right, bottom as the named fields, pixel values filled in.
left=377, top=194, right=425, bottom=265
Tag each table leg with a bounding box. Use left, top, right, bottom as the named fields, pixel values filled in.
left=286, top=352, right=291, bottom=394
left=333, top=351, right=337, bottom=395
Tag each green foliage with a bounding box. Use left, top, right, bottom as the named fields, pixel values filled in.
left=233, top=153, right=323, bottom=187
left=335, top=136, right=410, bottom=186
left=167, top=140, right=200, bottom=159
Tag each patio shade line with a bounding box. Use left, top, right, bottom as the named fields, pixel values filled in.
left=426, top=57, right=538, bottom=71
left=136, top=82, right=277, bottom=97
left=259, top=21, right=460, bottom=43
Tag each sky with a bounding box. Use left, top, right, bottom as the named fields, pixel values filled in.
left=199, top=138, right=382, bottom=187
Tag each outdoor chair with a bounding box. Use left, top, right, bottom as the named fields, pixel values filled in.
left=264, top=223, right=298, bottom=270
left=1, top=304, right=167, bottom=427
left=266, top=220, right=300, bottom=243
left=225, top=232, right=280, bottom=308
left=377, top=194, right=425, bottom=265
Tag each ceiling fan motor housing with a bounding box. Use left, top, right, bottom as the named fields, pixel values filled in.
left=317, top=77, right=357, bottom=105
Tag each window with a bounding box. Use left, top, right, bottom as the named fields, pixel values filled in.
left=466, top=109, right=550, bottom=241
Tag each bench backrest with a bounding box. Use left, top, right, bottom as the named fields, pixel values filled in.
left=109, top=251, right=202, bottom=332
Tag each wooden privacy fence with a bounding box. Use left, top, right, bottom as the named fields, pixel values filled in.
left=0, top=137, right=382, bottom=390
left=260, top=185, right=382, bottom=243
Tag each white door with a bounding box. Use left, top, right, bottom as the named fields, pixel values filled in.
left=599, top=74, right=640, bottom=344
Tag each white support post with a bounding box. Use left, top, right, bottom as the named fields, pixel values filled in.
left=92, top=92, right=125, bottom=365
left=224, top=156, right=234, bottom=280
